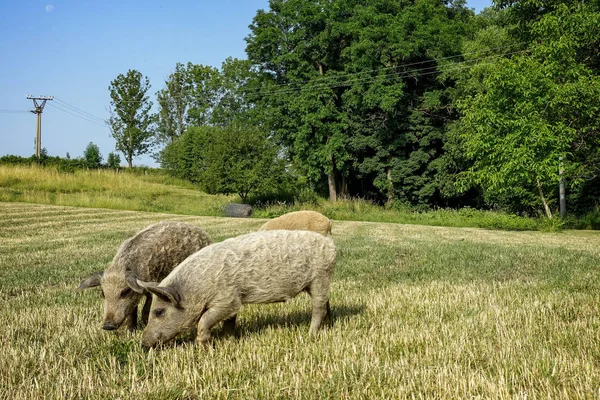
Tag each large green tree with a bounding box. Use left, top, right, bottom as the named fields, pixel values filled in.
left=155, top=63, right=219, bottom=144
left=246, top=0, right=473, bottom=204
left=155, top=59, right=256, bottom=138
left=185, top=63, right=220, bottom=127
left=340, top=0, right=473, bottom=206
left=108, top=69, right=155, bottom=168
left=156, top=63, right=191, bottom=144
left=246, top=0, right=354, bottom=201
left=211, top=58, right=259, bottom=127
left=449, top=1, right=600, bottom=217
left=438, top=7, right=517, bottom=205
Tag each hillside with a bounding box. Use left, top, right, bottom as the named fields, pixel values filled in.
left=0, top=165, right=234, bottom=216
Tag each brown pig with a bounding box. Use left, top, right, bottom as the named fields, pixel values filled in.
left=259, top=210, right=333, bottom=236
left=78, top=221, right=211, bottom=331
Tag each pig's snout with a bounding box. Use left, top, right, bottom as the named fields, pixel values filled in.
left=102, top=322, right=118, bottom=331
left=141, top=337, right=157, bottom=349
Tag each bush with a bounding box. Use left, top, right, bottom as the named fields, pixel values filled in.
left=0, top=153, right=85, bottom=171
left=0, top=155, right=33, bottom=165
left=252, top=197, right=564, bottom=231
left=56, top=160, right=77, bottom=174
left=160, top=125, right=296, bottom=203
left=295, top=187, right=320, bottom=205
left=83, top=142, right=103, bottom=169
left=565, top=208, right=600, bottom=230
left=107, top=152, right=121, bottom=169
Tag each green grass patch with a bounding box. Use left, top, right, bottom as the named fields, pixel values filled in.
left=254, top=198, right=563, bottom=231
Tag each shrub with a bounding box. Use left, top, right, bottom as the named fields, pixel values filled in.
left=160, top=125, right=295, bottom=203
left=83, top=142, right=103, bottom=169
left=107, top=152, right=121, bottom=169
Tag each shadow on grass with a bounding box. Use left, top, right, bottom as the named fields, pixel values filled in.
left=139, top=303, right=366, bottom=350
left=24, top=298, right=360, bottom=352
left=238, top=302, right=366, bottom=337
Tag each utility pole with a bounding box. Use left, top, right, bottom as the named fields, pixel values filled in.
left=559, top=156, right=566, bottom=218
left=26, top=95, right=53, bottom=158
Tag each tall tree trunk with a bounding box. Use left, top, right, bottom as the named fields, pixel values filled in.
left=126, top=153, right=133, bottom=168
left=340, top=175, right=348, bottom=199
left=328, top=155, right=337, bottom=202
left=319, top=64, right=337, bottom=202
left=328, top=171, right=337, bottom=202
left=177, top=107, right=186, bottom=138
left=386, top=167, right=394, bottom=206
left=536, top=178, right=552, bottom=219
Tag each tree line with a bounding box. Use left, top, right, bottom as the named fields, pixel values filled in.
left=107, top=0, right=600, bottom=218
left=1, top=143, right=121, bottom=172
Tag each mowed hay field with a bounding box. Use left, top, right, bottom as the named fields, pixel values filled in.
left=1, top=203, right=600, bottom=398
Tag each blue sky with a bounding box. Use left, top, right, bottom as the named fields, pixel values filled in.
left=0, top=0, right=492, bottom=167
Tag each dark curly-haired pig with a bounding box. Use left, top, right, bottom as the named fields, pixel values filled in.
left=136, top=229, right=336, bottom=348
left=78, top=221, right=212, bottom=331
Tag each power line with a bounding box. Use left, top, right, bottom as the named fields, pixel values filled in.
left=250, top=48, right=530, bottom=97
left=297, top=58, right=514, bottom=93
left=111, top=41, right=530, bottom=104
left=139, top=49, right=526, bottom=107
left=0, top=109, right=30, bottom=113
left=106, top=97, right=154, bottom=103
left=48, top=102, right=109, bottom=128
left=47, top=102, right=110, bottom=129
left=97, top=47, right=529, bottom=118
left=53, top=98, right=107, bottom=123
left=238, top=41, right=530, bottom=95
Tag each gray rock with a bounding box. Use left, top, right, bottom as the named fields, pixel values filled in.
left=223, top=203, right=253, bottom=218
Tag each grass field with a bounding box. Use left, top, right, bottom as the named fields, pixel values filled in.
left=2, top=202, right=600, bottom=398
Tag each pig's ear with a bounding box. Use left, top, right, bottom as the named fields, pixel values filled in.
left=144, top=284, right=182, bottom=308
left=135, top=279, right=159, bottom=289
left=125, top=271, right=145, bottom=294
left=78, top=271, right=103, bottom=290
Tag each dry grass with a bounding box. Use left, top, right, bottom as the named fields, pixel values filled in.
left=1, top=202, right=600, bottom=399
left=0, top=165, right=234, bottom=216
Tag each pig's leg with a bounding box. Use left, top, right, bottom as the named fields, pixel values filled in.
left=126, top=305, right=138, bottom=331
left=196, top=307, right=238, bottom=346
left=309, top=300, right=329, bottom=334
left=141, top=294, right=152, bottom=326
left=308, top=278, right=331, bottom=334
